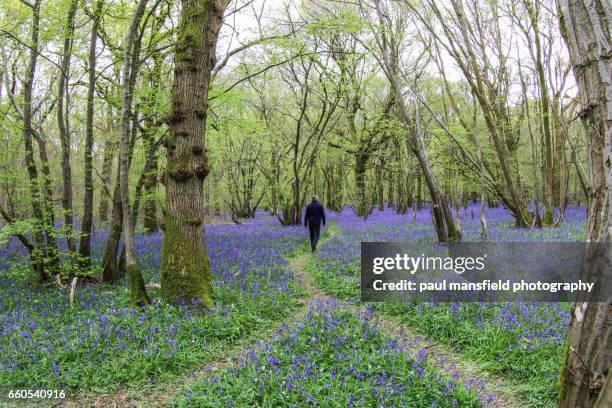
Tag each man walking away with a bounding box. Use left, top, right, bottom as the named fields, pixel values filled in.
left=304, top=195, right=326, bottom=252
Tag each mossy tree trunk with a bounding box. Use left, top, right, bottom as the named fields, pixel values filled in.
left=161, top=0, right=230, bottom=308
left=556, top=0, right=611, bottom=406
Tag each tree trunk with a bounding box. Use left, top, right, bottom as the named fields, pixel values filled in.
left=21, top=0, right=50, bottom=282
left=526, top=0, right=555, bottom=226
left=416, top=174, right=423, bottom=209
left=290, top=132, right=302, bottom=225
left=474, top=113, right=489, bottom=241
left=99, top=107, right=115, bottom=223
left=57, top=0, right=78, bottom=254
left=554, top=104, right=568, bottom=210
left=376, top=157, right=384, bottom=211
left=34, top=135, right=61, bottom=275
left=101, top=170, right=122, bottom=283
left=118, top=0, right=150, bottom=306
left=412, top=138, right=459, bottom=242
left=78, top=0, right=102, bottom=269
left=454, top=0, right=533, bottom=228
left=270, top=151, right=279, bottom=215
left=384, top=41, right=458, bottom=241
left=161, top=0, right=230, bottom=308
left=142, top=162, right=159, bottom=232
left=354, top=153, right=370, bottom=217
left=556, top=0, right=612, bottom=406
left=395, top=166, right=404, bottom=214
left=142, top=45, right=165, bottom=232
left=387, top=166, right=394, bottom=209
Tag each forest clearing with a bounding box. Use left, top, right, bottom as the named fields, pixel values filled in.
left=0, top=0, right=610, bottom=407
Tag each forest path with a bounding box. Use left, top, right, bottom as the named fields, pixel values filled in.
left=294, top=228, right=522, bottom=408
left=288, top=233, right=336, bottom=303
left=58, top=228, right=337, bottom=408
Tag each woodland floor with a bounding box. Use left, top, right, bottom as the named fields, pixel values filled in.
left=61, top=228, right=516, bottom=407
left=1, top=206, right=582, bottom=407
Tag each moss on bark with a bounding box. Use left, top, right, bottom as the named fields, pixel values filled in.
left=557, top=340, right=570, bottom=403
left=543, top=207, right=554, bottom=226
left=161, top=215, right=214, bottom=309
left=128, top=263, right=150, bottom=306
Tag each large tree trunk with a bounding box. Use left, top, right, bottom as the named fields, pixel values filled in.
left=78, top=0, right=102, bottom=269
left=161, top=0, right=230, bottom=308
left=57, top=0, right=78, bottom=254
left=556, top=0, right=612, bottom=407
left=118, top=0, right=150, bottom=306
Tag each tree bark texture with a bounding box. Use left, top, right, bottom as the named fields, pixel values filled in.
left=57, top=0, right=78, bottom=254
left=556, top=0, right=611, bottom=406
left=161, top=0, right=230, bottom=308
left=118, top=0, right=150, bottom=305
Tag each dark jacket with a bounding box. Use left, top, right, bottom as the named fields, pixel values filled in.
left=304, top=199, right=326, bottom=226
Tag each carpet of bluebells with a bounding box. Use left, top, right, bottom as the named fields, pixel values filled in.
left=0, top=214, right=307, bottom=391
left=307, top=204, right=586, bottom=407
left=171, top=300, right=489, bottom=408
left=0, top=205, right=585, bottom=406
